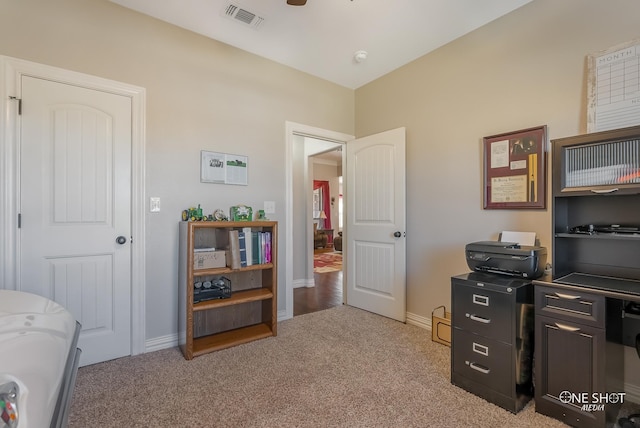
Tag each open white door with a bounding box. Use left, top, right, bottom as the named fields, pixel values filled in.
left=345, top=127, right=406, bottom=321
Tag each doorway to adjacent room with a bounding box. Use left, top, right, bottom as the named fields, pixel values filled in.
left=297, top=144, right=344, bottom=316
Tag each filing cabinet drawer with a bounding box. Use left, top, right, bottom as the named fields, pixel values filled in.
left=535, top=284, right=604, bottom=327
left=452, top=282, right=513, bottom=344
left=452, top=328, right=512, bottom=397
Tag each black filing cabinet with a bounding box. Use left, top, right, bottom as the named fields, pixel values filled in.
left=451, top=272, right=534, bottom=413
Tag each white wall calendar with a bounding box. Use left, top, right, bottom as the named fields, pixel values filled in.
left=587, top=39, right=640, bottom=133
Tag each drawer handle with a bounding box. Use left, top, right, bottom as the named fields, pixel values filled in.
left=472, top=342, right=489, bottom=356
left=467, top=314, right=490, bottom=324
left=468, top=362, right=490, bottom=374
left=554, top=292, right=581, bottom=300
left=473, top=294, right=489, bottom=306
left=590, top=188, right=619, bottom=194
left=554, top=322, right=581, bottom=332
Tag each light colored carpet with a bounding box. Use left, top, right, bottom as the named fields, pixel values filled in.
left=68, top=306, right=570, bottom=428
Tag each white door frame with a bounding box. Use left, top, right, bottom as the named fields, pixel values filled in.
left=0, top=56, right=147, bottom=356
left=284, top=121, right=353, bottom=320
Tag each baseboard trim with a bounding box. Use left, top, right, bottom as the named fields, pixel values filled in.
left=293, top=278, right=315, bottom=289
left=406, top=311, right=431, bottom=330
left=145, top=311, right=432, bottom=354
left=145, top=334, right=177, bottom=353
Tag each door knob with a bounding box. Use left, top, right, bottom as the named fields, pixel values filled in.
left=394, top=231, right=402, bottom=238
left=116, top=236, right=127, bottom=245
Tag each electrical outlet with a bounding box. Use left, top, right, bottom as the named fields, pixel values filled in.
left=150, top=197, right=161, bottom=212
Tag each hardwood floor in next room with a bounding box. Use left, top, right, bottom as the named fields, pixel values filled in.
left=294, top=270, right=343, bottom=316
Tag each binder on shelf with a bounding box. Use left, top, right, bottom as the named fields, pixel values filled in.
left=251, top=232, right=260, bottom=265
left=238, top=231, right=248, bottom=268
left=227, top=230, right=241, bottom=269
left=242, top=227, right=253, bottom=266
left=259, top=232, right=266, bottom=264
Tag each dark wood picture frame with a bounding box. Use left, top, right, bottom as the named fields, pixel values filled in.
left=483, top=125, right=547, bottom=209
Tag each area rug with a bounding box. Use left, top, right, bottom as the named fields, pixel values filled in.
left=313, top=252, right=342, bottom=273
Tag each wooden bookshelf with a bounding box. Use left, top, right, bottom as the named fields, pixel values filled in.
left=178, top=221, right=277, bottom=360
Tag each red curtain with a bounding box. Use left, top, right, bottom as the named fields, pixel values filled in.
left=313, top=180, right=331, bottom=230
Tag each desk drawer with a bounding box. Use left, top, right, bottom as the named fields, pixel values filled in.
left=452, top=328, right=512, bottom=397
left=535, top=285, right=604, bottom=327
left=452, top=282, right=513, bottom=344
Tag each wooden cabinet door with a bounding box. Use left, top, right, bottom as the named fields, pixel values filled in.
left=534, top=314, right=604, bottom=428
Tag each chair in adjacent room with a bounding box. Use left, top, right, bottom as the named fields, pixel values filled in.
left=313, top=223, right=328, bottom=249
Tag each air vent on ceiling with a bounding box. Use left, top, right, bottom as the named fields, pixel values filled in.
left=222, top=3, right=265, bottom=30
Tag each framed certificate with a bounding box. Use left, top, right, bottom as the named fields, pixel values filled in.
left=483, top=126, right=547, bottom=210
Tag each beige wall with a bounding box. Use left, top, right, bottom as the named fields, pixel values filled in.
left=0, top=0, right=354, bottom=340
left=355, top=0, right=640, bottom=319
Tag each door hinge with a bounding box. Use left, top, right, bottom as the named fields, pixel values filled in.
left=9, top=96, right=22, bottom=115
left=17, top=213, right=21, bottom=229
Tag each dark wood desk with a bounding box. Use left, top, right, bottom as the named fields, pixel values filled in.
left=535, top=273, right=640, bottom=303
left=533, top=273, right=639, bottom=428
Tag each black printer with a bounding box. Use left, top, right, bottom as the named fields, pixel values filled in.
left=465, top=241, right=547, bottom=279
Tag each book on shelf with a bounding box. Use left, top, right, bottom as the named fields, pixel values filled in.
left=242, top=227, right=253, bottom=266
left=264, top=231, right=272, bottom=263
left=251, top=231, right=260, bottom=265
left=223, top=230, right=271, bottom=266
left=258, top=232, right=265, bottom=264
left=227, top=230, right=241, bottom=269
left=238, top=231, right=248, bottom=268
left=253, top=231, right=271, bottom=264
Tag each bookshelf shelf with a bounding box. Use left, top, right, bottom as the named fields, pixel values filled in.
left=191, top=263, right=275, bottom=278
left=191, top=323, right=273, bottom=357
left=178, top=221, right=277, bottom=360
left=192, top=288, right=273, bottom=311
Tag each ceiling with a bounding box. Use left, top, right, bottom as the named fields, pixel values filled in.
left=110, top=0, right=532, bottom=89
left=313, top=147, right=342, bottom=165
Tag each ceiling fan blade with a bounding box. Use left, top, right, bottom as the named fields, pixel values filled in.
left=287, top=0, right=307, bottom=5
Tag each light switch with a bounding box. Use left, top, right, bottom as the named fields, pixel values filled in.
left=150, top=197, right=161, bottom=212
left=264, top=201, right=276, bottom=214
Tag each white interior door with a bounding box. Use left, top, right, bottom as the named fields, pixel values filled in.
left=345, top=127, right=406, bottom=321
left=19, top=75, right=132, bottom=366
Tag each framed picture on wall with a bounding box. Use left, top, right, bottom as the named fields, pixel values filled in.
left=200, top=151, right=248, bottom=185
left=312, top=189, right=320, bottom=219
left=483, top=125, right=547, bottom=210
